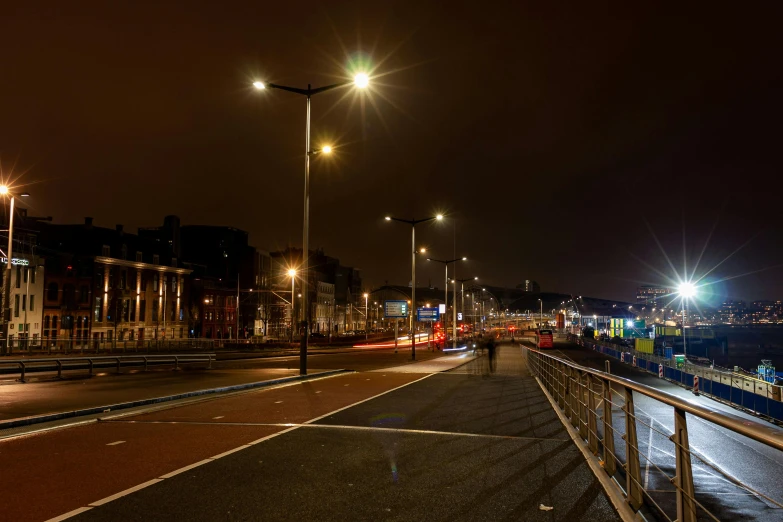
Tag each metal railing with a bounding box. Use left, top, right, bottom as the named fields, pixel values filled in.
left=571, top=334, right=783, bottom=421
left=0, top=354, right=214, bottom=382
left=524, top=346, right=783, bottom=522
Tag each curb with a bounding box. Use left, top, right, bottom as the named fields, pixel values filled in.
left=0, top=369, right=352, bottom=431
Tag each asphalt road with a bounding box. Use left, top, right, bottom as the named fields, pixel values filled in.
left=0, top=346, right=622, bottom=522
left=0, top=346, right=448, bottom=422
left=540, top=339, right=783, bottom=521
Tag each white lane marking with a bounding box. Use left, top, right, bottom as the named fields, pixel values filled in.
left=213, top=416, right=224, bottom=419
left=344, top=384, right=350, bottom=387
left=159, top=459, right=213, bottom=479
left=49, top=373, right=435, bottom=520
left=44, top=506, right=93, bottom=522
left=274, top=401, right=283, bottom=404
left=210, top=445, right=252, bottom=460
left=106, top=440, right=126, bottom=446
left=89, top=479, right=162, bottom=506
left=315, top=391, right=322, bottom=394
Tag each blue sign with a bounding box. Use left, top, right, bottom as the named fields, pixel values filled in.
left=384, top=300, right=409, bottom=319
left=417, top=307, right=439, bottom=321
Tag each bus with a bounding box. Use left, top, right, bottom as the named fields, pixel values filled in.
left=536, top=329, right=554, bottom=349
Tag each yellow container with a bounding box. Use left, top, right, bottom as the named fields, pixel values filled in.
left=635, top=338, right=654, bottom=354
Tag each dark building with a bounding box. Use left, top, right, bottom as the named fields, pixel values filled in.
left=30, top=217, right=191, bottom=346
left=142, top=218, right=267, bottom=339
left=269, top=247, right=362, bottom=338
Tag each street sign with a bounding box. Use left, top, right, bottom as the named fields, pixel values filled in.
left=457, top=312, right=463, bottom=321
left=384, top=300, right=409, bottom=319
left=438, top=304, right=446, bottom=315
left=417, top=307, right=439, bottom=321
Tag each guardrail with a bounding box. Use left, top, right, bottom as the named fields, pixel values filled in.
left=570, top=334, right=783, bottom=422
left=0, top=354, right=214, bottom=383
left=523, top=346, right=783, bottom=522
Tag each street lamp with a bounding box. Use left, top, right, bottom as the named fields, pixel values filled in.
left=288, top=269, right=297, bottom=343
left=384, top=214, right=443, bottom=359
left=427, top=256, right=467, bottom=349
left=0, top=186, right=30, bottom=353
left=677, top=282, right=696, bottom=359
left=253, top=72, right=368, bottom=376
left=455, top=276, right=478, bottom=338
left=538, top=298, right=543, bottom=329
left=363, top=293, right=369, bottom=340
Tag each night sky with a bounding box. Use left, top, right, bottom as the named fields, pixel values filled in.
left=2, top=2, right=781, bottom=303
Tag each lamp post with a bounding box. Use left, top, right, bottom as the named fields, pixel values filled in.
left=288, top=269, right=296, bottom=343
left=537, top=298, right=543, bottom=330
left=363, top=293, right=369, bottom=340
left=455, top=277, right=478, bottom=337
left=253, top=74, right=368, bottom=375
left=1, top=186, right=30, bottom=354
left=384, top=215, right=443, bottom=359
left=678, top=282, right=696, bottom=360
left=426, top=256, right=467, bottom=349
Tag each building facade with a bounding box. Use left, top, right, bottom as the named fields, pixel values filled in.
left=5, top=255, right=45, bottom=344
left=636, top=285, right=672, bottom=305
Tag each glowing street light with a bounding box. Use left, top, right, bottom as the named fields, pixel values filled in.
left=252, top=70, right=369, bottom=375
left=354, top=73, right=369, bottom=88
left=427, top=255, right=468, bottom=350
left=363, top=293, right=369, bottom=340
left=288, top=269, right=297, bottom=343
left=0, top=185, right=30, bottom=353
left=677, top=282, right=697, bottom=360
left=385, top=214, right=444, bottom=359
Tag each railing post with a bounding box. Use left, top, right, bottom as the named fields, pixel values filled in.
left=116, top=357, right=121, bottom=373
left=569, top=368, right=579, bottom=429
left=19, top=362, right=26, bottom=383
left=88, top=359, right=94, bottom=376
left=578, top=370, right=588, bottom=439
left=623, top=386, right=643, bottom=510
left=558, top=361, right=566, bottom=409
left=673, top=407, right=697, bottom=522
left=586, top=373, right=598, bottom=455
left=57, top=360, right=62, bottom=379
left=144, top=356, right=148, bottom=371
left=563, top=366, right=573, bottom=419
left=174, top=356, right=179, bottom=370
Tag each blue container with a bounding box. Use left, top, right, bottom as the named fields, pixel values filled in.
left=664, top=347, right=673, bottom=359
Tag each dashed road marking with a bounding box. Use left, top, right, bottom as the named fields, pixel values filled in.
left=106, top=441, right=125, bottom=446
left=213, top=416, right=224, bottom=420
left=274, top=401, right=283, bottom=404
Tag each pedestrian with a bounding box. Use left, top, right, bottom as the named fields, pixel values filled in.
left=486, top=337, right=496, bottom=373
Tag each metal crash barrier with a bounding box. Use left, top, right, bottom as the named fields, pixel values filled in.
left=523, top=346, right=783, bottom=522
left=0, top=354, right=215, bottom=383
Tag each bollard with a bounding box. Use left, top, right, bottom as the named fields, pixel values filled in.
left=19, top=362, right=26, bottom=383
left=658, top=364, right=664, bottom=379
left=57, top=360, right=63, bottom=379
left=88, top=359, right=94, bottom=376
left=144, top=356, right=148, bottom=371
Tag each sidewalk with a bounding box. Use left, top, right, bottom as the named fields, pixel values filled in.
left=63, top=344, right=622, bottom=521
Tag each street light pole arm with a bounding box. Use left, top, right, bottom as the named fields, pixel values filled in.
left=309, top=81, right=354, bottom=95
left=266, top=84, right=310, bottom=96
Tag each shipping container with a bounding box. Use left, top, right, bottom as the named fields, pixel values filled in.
left=556, top=313, right=565, bottom=330
left=635, top=338, right=654, bottom=353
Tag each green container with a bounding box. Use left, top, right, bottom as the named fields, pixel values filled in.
left=674, top=354, right=685, bottom=369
